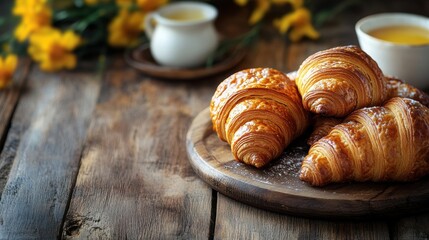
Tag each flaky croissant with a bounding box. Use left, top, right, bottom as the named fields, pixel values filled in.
left=305, top=76, right=429, bottom=146
left=306, top=116, right=342, bottom=146
left=300, top=97, right=429, bottom=186
left=296, top=45, right=388, bottom=117
left=387, top=76, right=429, bottom=108
left=210, top=68, right=309, bottom=168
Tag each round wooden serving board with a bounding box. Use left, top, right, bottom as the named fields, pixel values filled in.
left=186, top=108, right=429, bottom=219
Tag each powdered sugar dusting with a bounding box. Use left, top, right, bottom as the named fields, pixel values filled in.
left=222, top=137, right=309, bottom=189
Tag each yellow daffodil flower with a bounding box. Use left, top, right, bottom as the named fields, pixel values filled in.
left=13, top=0, right=49, bottom=16
left=0, top=55, right=18, bottom=89
left=13, top=0, right=52, bottom=42
left=28, top=28, right=81, bottom=72
left=249, top=0, right=271, bottom=24
left=235, top=0, right=304, bottom=24
left=234, top=0, right=317, bottom=41
left=108, top=9, right=145, bottom=47
left=137, top=0, right=168, bottom=12
left=274, top=7, right=319, bottom=42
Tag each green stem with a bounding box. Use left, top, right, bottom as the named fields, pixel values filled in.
left=53, top=3, right=118, bottom=33
left=313, top=0, right=361, bottom=27
left=71, top=5, right=118, bottom=33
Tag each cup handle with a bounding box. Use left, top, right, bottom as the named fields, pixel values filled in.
left=144, top=12, right=156, bottom=40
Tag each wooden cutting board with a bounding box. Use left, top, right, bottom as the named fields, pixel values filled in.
left=186, top=108, right=429, bottom=219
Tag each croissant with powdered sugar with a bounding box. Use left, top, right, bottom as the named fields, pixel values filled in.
left=300, top=97, right=429, bottom=186
left=210, top=68, right=309, bottom=168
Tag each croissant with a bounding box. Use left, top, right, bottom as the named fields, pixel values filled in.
left=300, top=97, right=429, bottom=186
left=387, top=76, right=429, bottom=108
left=296, top=45, right=388, bottom=117
left=306, top=116, right=342, bottom=146
left=305, top=76, right=429, bottom=145
left=304, top=77, right=429, bottom=145
left=210, top=68, right=309, bottom=168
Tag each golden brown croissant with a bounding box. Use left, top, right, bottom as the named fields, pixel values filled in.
left=300, top=97, right=429, bottom=186
left=306, top=116, right=342, bottom=146
left=387, top=76, right=429, bottom=108
left=296, top=45, right=388, bottom=117
left=305, top=76, right=429, bottom=146
left=210, top=68, right=309, bottom=168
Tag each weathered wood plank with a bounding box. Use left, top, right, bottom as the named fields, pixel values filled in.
left=239, top=27, right=288, bottom=71
left=214, top=194, right=390, bottom=239
left=393, top=215, right=429, bottom=240
left=0, top=65, right=101, bottom=239
left=62, top=58, right=216, bottom=239
left=0, top=59, right=30, bottom=145
left=0, top=59, right=31, bottom=192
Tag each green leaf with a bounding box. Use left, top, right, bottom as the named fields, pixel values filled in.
left=67, top=5, right=117, bottom=33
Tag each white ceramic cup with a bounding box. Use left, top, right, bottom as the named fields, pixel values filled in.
left=355, top=13, right=429, bottom=89
left=144, top=2, right=219, bottom=68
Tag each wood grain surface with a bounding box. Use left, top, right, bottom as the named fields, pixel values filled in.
left=62, top=59, right=217, bottom=239
left=0, top=59, right=30, bottom=147
left=0, top=66, right=101, bottom=238
left=214, top=194, right=390, bottom=239
left=0, top=59, right=30, bottom=192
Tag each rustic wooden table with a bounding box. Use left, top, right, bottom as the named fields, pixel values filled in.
left=1, top=1, right=429, bottom=239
